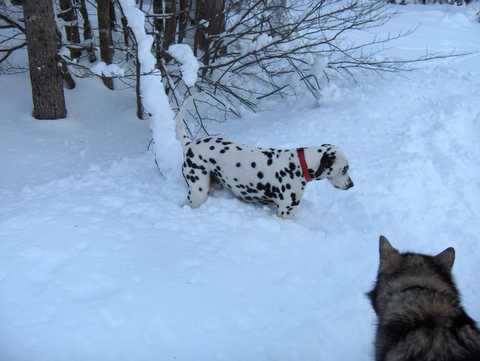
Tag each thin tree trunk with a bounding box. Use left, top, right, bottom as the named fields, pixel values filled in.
left=135, top=46, right=144, bottom=119
left=59, top=0, right=81, bottom=59
left=164, top=0, right=177, bottom=52
left=153, top=0, right=176, bottom=65
left=178, top=0, right=188, bottom=43
left=55, top=25, right=77, bottom=89
left=23, top=0, right=66, bottom=119
left=120, top=14, right=130, bottom=47
left=193, top=0, right=199, bottom=56
left=153, top=0, right=163, bottom=64
left=196, top=0, right=225, bottom=74
left=79, top=0, right=97, bottom=62
left=97, top=0, right=114, bottom=89
left=109, top=0, right=116, bottom=31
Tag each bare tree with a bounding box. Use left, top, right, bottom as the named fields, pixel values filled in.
left=22, top=0, right=66, bottom=119
left=97, top=0, right=114, bottom=89
left=0, top=2, right=26, bottom=68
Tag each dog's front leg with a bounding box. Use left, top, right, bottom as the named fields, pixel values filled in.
left=275, top=201, right=299, bottom=218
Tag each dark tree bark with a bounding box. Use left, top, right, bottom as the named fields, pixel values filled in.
left=195, top=0, right=225, bottom=74
left=55, top=25, right=77, bottom=89
left=79, top=0, right=97, bottom=62
left=23, top=0, right=66, bottom=119
left=120, top=13, right=130, bottom=47
left=153, top=0, right=163, bottom=64
left=178, top=0, right=188, bottom=42
left=109, top=0, right=116, bottom=31
left=164, top=0, right=177, bottom=51
left=58, top=0, right=81, bottom=59
left=97, top=0, right=114, bottom=89
left=153, top=0, right=176, bottom=65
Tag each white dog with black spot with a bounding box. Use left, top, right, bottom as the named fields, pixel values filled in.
left=176, top=100, right=354, bottom=217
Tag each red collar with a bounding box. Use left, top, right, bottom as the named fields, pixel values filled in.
left=296, top=148, right=312, bottom=182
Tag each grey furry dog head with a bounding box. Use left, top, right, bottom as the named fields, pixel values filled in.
left=367, top=235, right=480, bottom=361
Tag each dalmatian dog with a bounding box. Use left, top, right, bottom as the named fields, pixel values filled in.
left=176, top=103, right=354, bottom=217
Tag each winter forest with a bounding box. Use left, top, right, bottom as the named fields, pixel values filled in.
left=1, top=0, right=480, bottom=359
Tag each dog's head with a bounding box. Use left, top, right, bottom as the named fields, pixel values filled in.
left=314, top=146, right=353, bottom=190
left=367, top=235, right=457, bottom=316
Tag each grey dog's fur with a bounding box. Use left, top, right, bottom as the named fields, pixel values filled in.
left=368, top=236, right=480, bottom=361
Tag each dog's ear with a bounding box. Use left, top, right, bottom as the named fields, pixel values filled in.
left=434, top=247, right=455, bottom=272
left=314, top=151, right=335, bottom=178
left=379, top=235, right=401, bottom=273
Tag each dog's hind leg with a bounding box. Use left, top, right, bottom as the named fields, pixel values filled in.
left=184, top=171, right=210, bottom=208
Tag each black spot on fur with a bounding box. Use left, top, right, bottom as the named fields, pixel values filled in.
left=251, top=162, right=256, bottom=168
left=315, top=152, right=336, bottom=178
left=257, top=172, right=264, bottom=179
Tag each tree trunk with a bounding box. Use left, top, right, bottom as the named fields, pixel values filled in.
left=97, top=0, right=114, bottom=89
left=178, top=0, right=188, bottom=42
left=59, top=0, right=81, bottom=59
left=153, top=0, right=176, bottom=65
left=79, top=0, right=97, bottom=62
left=110, top=1, right=116, bottom=31
left=196, top=0, right=225, bottom=73
left=55, top=25, right=77, bottom=89
left=164, top=0, right=177, bottom=52
left=23, top=0, right=66, bottom=119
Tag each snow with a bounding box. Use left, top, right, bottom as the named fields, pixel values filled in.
left=90, top=62, right=125, bottom=77
left=118, top=0, right=181, bottom=174
left=1, top=4, right=480, bottom=361
left=168, top=44, right=199, bottom=87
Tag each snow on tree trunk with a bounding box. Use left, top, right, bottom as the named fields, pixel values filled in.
left=119, top=0, right=181, bottom=174
left=23, top=0, right=67, bottom=119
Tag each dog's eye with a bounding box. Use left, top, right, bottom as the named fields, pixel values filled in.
left=342, top=166, right=349, bottom=175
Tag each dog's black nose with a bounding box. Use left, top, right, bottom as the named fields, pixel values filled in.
left=347, top=180, right=354, bottom=189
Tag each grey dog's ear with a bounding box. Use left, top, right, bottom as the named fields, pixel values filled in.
left=434, top=247, right=455, bottom=271
left=314, top=151, right=335, bottom=178
left=379, top=235, right=401, bottom=273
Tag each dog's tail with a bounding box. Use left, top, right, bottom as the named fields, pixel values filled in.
left=175, top=96, right=194, bottom=149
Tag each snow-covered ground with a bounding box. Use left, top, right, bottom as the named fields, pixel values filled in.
left=1, top=4, right=480, bottom=361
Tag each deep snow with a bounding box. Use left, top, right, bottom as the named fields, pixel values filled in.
left=1, top=4, right=480, bottom=361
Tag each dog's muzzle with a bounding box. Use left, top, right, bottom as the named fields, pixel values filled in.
left=346, top=179, right=354, bottom=189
